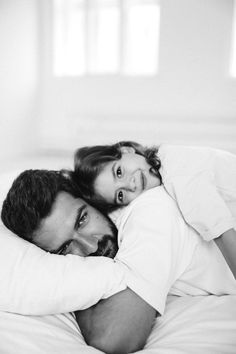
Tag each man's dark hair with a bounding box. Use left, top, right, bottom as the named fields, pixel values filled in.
left=1, top=169, right=81, bottom=242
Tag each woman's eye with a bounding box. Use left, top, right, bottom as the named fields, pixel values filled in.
left=116, top=167, right=122, bottom=178
left=117, top=191, right=124, bottom=203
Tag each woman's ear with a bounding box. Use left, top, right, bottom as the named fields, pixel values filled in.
left=120, top=146, right=136, bottom=154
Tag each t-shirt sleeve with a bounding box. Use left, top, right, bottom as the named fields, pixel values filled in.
left=0, top=224, right=126, bottom=315
left=167, top=172, right=235, bottom=241
left=115, top=192, right=184, bottom=315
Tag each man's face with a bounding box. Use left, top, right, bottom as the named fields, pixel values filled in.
left=34, top=191, right=118, bottom=258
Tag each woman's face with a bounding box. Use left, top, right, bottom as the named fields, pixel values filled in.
left=94, top=147, right=161, bottom=206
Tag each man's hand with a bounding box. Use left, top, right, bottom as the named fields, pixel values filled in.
left=75, top=288, right=157, bottom=354
left=215, top=228, right=236, bottom=279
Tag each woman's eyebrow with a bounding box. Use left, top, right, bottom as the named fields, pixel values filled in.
left=111, top=163, right=119, bottom=204
left=74, top=204, right=87, bottom=230
left=111, top=163, right=116, bottom=180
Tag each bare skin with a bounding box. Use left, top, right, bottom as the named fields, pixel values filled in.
left=215, top=228, right=236, bottom=279
left=75, top=288, right=157, bottom=354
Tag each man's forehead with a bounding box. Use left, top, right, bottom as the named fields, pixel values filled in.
left=55, top=191, right=84, bottom=207
left=45, top=192, right=86, bottom=229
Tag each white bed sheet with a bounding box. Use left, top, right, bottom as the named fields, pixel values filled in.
left=1, top=157, right=236, bottom=353
left=143, top=295, right=236, bottom=354
left=1, top=295, right=236, bottom=354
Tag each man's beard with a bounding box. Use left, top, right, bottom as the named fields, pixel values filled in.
left=89, top=219, right=118, bottom=259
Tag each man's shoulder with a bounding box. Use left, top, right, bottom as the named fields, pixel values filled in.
left=115, top=186, right=178, bottom=230
left=132, top=186, right=176, bottom=209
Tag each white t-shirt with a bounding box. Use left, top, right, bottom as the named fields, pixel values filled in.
left=114, top=187, right=236, bottom=315
left=158, top=144, right=236, bottom=240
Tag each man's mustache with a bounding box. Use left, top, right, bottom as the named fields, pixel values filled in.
left=89, top=235, right=118, bottom=259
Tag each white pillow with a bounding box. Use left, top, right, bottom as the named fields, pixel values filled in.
left=0, top=224, right=125, bottom=315
left=0, top=310, right=102, bottom=354
left=0, top=171, right=126, bottom=315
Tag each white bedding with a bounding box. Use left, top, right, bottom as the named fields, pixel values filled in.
left=1, top=295, right=236, bottom=353
left=144, top=295, right=236, bottom=354
left=1, top=157, right=236, bottom=353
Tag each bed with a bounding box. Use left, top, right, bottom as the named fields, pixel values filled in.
left=1, top=155, right=236, bottom=353
left=1, top=295, right=236, bottom=353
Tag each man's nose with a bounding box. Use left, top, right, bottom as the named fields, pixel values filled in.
left=74, top=233, right=100, bottom=255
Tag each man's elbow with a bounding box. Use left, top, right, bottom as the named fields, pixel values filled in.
left=86, top=329, right=145, bottom=354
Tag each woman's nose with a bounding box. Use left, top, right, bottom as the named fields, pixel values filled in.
left=118, top=175, right=136, bottom=192
left=127, top=176, right=136, bottom=192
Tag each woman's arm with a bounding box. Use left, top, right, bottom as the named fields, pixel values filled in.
left=215, top=228, right=236, bottom=279
left=75, top=288, right=157, bottom=354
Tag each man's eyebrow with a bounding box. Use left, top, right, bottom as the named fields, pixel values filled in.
left=74, top=204, right=87, bottom=230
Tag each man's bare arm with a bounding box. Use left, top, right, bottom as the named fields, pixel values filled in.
left=75, top=288, right=157, bottom=354
left=215, top=228, right=236, bottom=279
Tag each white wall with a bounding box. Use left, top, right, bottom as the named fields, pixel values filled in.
left=1, top=0, right=236, bottom=172
left=0, top=0, right=39, bottom=171
left=39, top=0, right=236, bottom=153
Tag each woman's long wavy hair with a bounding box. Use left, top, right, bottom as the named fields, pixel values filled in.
left=73, top=141, right=161, bottom=213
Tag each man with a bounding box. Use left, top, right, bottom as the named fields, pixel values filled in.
left=1, top=169, right=156, bottom=353
left=2, top=169, right=236, bottom=353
